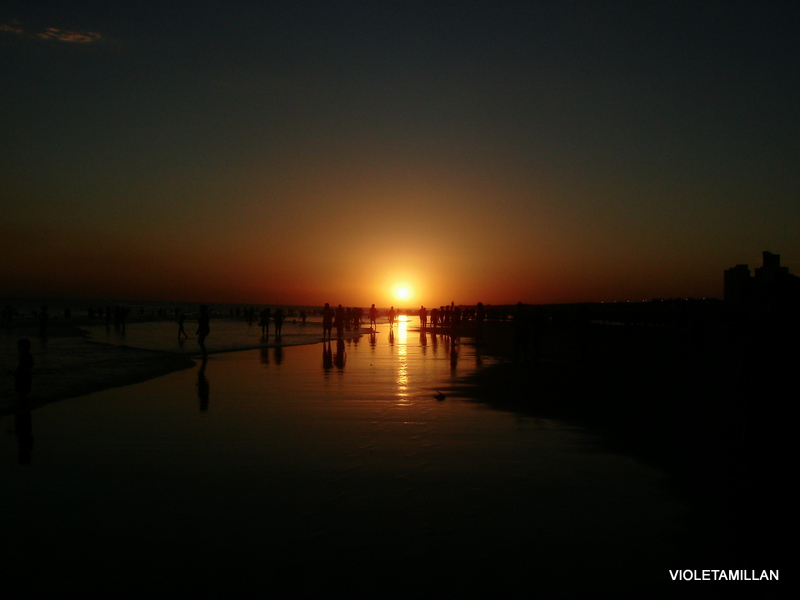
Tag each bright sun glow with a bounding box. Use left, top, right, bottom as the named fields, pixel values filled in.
left=395, top=286, right=410, bottom=300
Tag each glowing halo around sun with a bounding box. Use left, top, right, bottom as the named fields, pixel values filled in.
left=394, top=286, right=411, bottom=301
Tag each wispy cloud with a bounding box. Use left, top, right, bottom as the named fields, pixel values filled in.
left=0, top=20, right=25, bottom=35
left=36, top=27, right=103, bottom=43
left=1, top=20, right=104, bottom=44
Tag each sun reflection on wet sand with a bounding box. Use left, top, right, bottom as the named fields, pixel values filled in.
left=395, top=315, right=409, bottom=403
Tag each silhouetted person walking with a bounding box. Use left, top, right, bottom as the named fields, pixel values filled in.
left=177, top=311, right=189, bottom=339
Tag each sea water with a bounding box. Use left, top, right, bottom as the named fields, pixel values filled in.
left=0, top=302, right=355, bottom=410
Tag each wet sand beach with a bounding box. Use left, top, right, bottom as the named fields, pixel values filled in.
left=455, top=317, right=791, bottom=593
left=1, top=316, right=693, bottom=597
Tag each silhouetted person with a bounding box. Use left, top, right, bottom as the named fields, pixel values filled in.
left=113, top=305, right=127, bottom=332
left=177, top=311, right=189, bottom=339
left=260, top=307, right=271, bottom=337
left=197, top=305, right=210, bottom=357
left=430, top=307, right=439, bottom=329
left=451, top=305, right=461, bottom=332
left=335, top=305, right=345, bottom=338
left=274, top=308, right=285, bottom=338
left=419, top=306, right=428, bottom=329
left=369, top=304, right=378, bottom=330
left=388, top=306, right=396, bottom=327
left=322, top=303, right=334, bottom=340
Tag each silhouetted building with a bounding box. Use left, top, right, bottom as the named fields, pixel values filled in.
left=725, top=251, right=800, bottom=324
left=754, top=251, right=790, bottom=286
left=724, top=264, right=752, bottom=305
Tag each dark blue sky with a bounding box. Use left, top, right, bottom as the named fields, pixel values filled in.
left=2, top=1, right=798, bottom=305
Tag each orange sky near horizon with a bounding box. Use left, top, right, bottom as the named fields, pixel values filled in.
left=1, top=212, right=728, bottom=307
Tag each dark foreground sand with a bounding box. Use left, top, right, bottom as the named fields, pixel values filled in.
left=452, top=318, right=791, bottom=595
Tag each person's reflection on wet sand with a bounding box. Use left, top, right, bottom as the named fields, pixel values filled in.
left=273, top=344, right=283, bottom=365
left=260, top=346, right=270, bottom=366
left=197, top=357, right=209, bottom=412
left=322, top=341, right=333, bottom=371
left=274, top=308, right=285, bottom=340
left=335, top=338, right=346, bottom=370
left=450, top=335, right=459, bottom=373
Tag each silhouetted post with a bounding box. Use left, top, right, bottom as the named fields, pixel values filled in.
left=514, top=302, right=529, bottom=361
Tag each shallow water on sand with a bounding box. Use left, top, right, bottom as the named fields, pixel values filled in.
left=1, top=319, right=685, bottom=596
left=81, top=316, right=333, bottom=355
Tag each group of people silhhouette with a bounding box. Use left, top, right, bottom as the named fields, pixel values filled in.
left=413, top=302, right=482, bottom=331
left=257, top=307, right=285, bottom=339
left=322, top=304, right=367, bottom=340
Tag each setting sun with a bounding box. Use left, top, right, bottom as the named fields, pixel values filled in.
left=395, top=286, right=411, bottom=301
